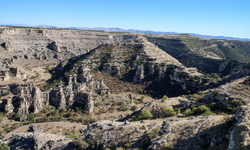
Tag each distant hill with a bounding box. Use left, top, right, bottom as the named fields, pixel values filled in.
left=1, top=23, right=249, bottom=41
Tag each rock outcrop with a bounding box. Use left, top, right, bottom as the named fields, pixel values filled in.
left=50, top=41, right=61, bottom=52
left=227, top=104, right=250, bottom=150
left=0, top=84, right=49, bottom=119
left=9, top=124, right=73, bottom=150
left=3, top=41, right=13, bottom=51
left=0, top=69, right=10, bottom=81
left=133, top=65, right=144, bottom=83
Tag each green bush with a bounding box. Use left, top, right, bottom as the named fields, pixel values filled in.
left=230, top=99, right=243, bottom=109
left=94, top=102, right=102, bottom=107
left=67, top=112, right=72, bottom=118
left=27, top=113, right=35, bottom=122
left=138, top=110, right=153, bottom=120
left=162, top=95, right=168, bottom=102
left=35, top=112, right=41, bottom=117
left=74, top=139, right=89, bottom=150
left=209, top=102, right=217, bottom=109
left=42, top=116, right=49, bottom=122
left=140, top=95, right=145, bottom=103
left=207, top=73, right=220, bottom=79
left=192, top=105, right=210, bottom=115
left=174, top=108, right=180, bottom=114
left=162, top=107, right=177, bottom=117
left=141, top=127, right=160, bottom=149
left=183, top=109, right=192, bottom=116
left=60, top=108, right=67, bottom=113
left=67, top=133, right=81, bottom=139
left=41, top=108, right=49, bottom=113
left=131, top=116, right=137, bottom=121
left=131, top=105, right=138, bottom=111
left=201, top=111, right=216, bottom=116
left=12, top=113, right=20, bottom=120
left=0, top=142, right=10, bottom=150
left=53, top=110, right=59, bottom=116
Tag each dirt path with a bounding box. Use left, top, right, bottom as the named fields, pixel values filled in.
left=3, top=121, right=87, bottom=140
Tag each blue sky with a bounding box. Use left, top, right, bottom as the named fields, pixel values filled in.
left=1, top=0, right=249, bottom=38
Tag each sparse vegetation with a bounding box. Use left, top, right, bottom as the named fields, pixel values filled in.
left=231, top=99, right=244, bottom=112
left=138, top=110, right=153, bottom=120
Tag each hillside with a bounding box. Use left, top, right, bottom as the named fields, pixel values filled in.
left=0, top=26, right=250, bottom=150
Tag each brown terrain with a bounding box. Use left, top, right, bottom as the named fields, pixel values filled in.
left=0, top=26, right=250, bottom=150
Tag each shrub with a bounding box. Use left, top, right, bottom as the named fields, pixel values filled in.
left=27, top=113, right=35, bottom=122
left=140, top=95, right=145, bottom=103
left=174, top=108, right=180, bottom=114
left=162, top=95, right=168, bottom=102
left=94, top=102, right=102, bottom=107
left=162, top=108, right=176, bottom=117
left=138, top=110, right=153, bottom=120
left=41, top=108, right=49, bottom=113
left=148, top=127, right=160, bottom=139
left=12, top=113, right=20, bottom=120
left=67, top=112, right=72, bottom=118
left=131, top=105, right=138, bottom=111
left=0, top=142, right=10, bottom=150
left=141, top=127, right=160, bottom=149
left=192, top=105, right=210, bottom=115
left=35, top=112, right=41, bottom=117
left=116, top=148, right=124, bottom=150
left=230, top=99, right=243, bottom=109
left=131, top=116, right=137, bottom=121
left=183, top=109, right=192, bottom=116
left=67, top=133, right=81, bottom=139
left=74, top=139, right=89, bottom=150
left=201, top=111, right=216, bottom=116
left=60, top=108, right=67, bottom=113
left=207, top=73, right=220, bottom=79
left=42, top=116, right=49, bottom=122
left=209, top=102, right=217, bottom=109
left=53, top=110, right=59, bottom=116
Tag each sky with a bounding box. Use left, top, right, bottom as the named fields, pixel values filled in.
left=1, top=0, right=249, bottom=38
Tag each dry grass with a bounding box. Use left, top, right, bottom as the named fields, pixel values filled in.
left=94, top=72, right=146, bottom=94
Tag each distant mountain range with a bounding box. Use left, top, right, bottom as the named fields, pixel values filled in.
left=1, top=23, right=250, bottom=41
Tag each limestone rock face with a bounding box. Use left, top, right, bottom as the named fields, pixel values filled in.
left=9, top=67, right=26, bottom=78
left=157, top=64, right=167, bottom=81
left=74, top=92, right=94, bottom=113
left=0, top=69, right=10, bottom=81
left=3, top=41, right=13, bottom=51
left=133, top=65, right=144, bottom=83
left=9, top=124, right=73, bottom=150
left=0, top=84, right=48, bottom=116
left=49, top=86, right=66, bottom=109
left=0, top=95, right=15, bottom=115
left=102, top=63, right=120, bottom=75
left=50, top=41, right=61, bottom=52
left=87, top=79, right=110, bottom=95
left=49, top=75, right=109, bottom=113
left=77, top=67, right=93, bottom=83
left=148, top=63, right=156, bottom=75
left=227, top=104, right=250, bottom=150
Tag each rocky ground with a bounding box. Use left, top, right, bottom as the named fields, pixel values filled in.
left=0, top=27, right=250, bottom=149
